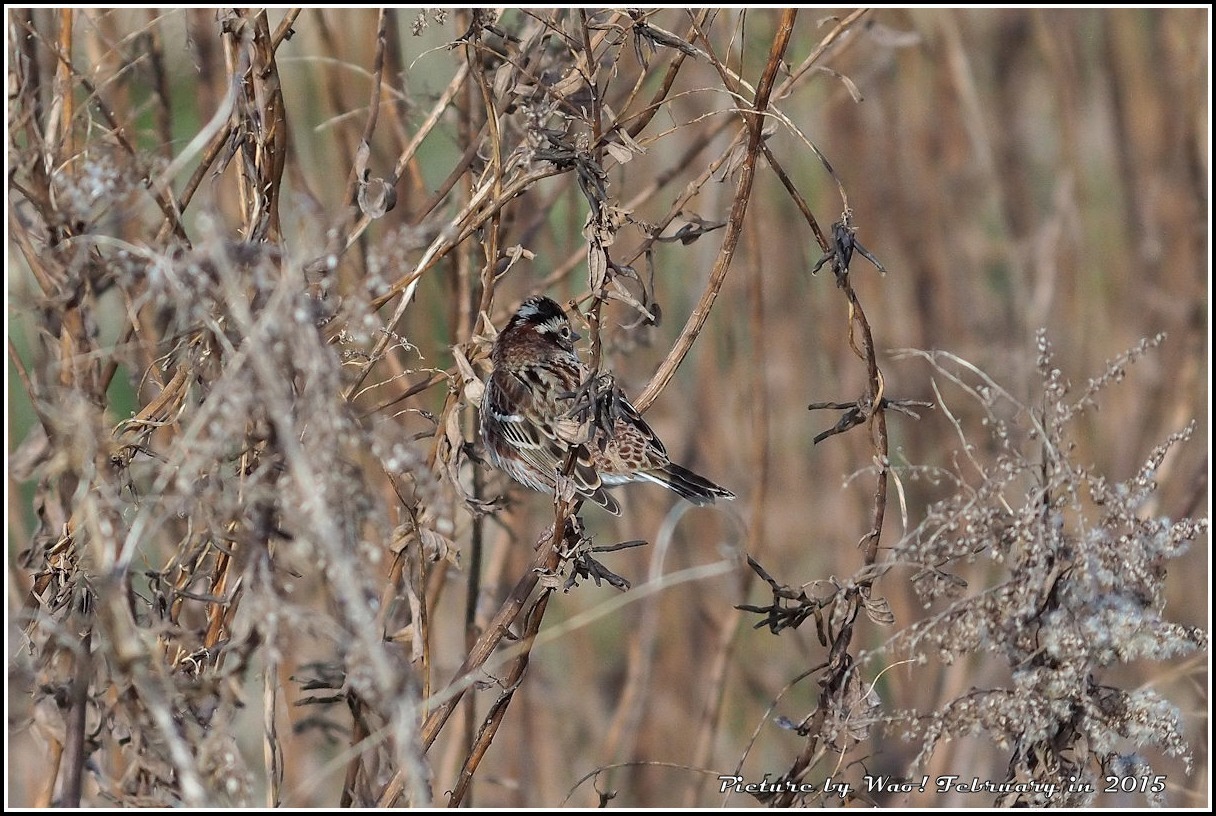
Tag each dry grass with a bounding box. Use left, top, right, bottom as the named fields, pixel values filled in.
left=7, top=8, right=1208, bottom=808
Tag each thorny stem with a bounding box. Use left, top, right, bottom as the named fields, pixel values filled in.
left=673, top=9, right=888, bottom=803
left=766, top=274, right=889, bottom=805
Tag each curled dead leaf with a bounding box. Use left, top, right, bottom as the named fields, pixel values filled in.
left=452, top=345, right=484, bottom=408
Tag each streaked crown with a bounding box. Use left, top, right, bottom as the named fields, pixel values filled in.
left=498, top=296, right=580, bottom=358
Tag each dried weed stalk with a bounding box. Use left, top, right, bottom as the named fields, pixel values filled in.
left=737, top=333, right=1207, bottom=807
left=883, top=335, right=1207, bottom=807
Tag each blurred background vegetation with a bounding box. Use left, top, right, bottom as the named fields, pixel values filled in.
left=7, top=7, right=1208, bottom=807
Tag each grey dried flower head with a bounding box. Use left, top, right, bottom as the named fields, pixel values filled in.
left=889, top=334, right=1206, bottom=806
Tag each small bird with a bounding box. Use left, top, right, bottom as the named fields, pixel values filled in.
left=480, top=295, right=735, bottom=515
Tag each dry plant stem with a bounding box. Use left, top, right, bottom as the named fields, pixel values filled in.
left=453, top=32, right=477, bottom=345
left=58, top=629, right=92, bottom=807
left=416, top=549, right=434, bottom=731
left=153, top=115, right=230, bottom=243
left=149, top=10, right=296, bottom=243
left=372, top=161, right=559, bottom=306
left=552, top=10, right=867, bottom=310
left=212, top=261, right=426, bottom=803
left=144, top=9, right=173, bottom=161
left=396, top=6, right=861, bottom=334
left=461, top=469, right=485, bottom=804
left=409, top=122, right=489, bottom=225
left=201, top=569, right=234, bottom=651
left=351, top=10, right=390, bottom=203
left=761, top=144, right=829, bottom=254
left=682, top=215, right=773, bottom=807
left=578, top=10, right=603, bottom=147
left=670, top=12, right=885, bottom=803
left=271, top=8, right=302, bottom=50
left=620, top=11, right=709, bottom=139
left=676, top=11, right=885, bottom=802
left=376, top=526, right=566, bottom=807
left=579, top=9, right=868, bottom=292
left=687, top=19, right=829, bottom=258
left=52, top=9, right=75, bottom=163
left=307, top=61, right=471, bottom=278
left=769, top=287, right=888, bottom=806
left=340, top=700, right=370, bottom=807
left=426, top=8, right=870, bottom=306
left=34, top=739, right=63, bottom=808
left=362, top=370, right=447, bottom=418
left=94, top=567, right=208, bottom=806
left=466, top=26, right=506, bottom=336
left=263, top=655, right=283, bottom=807
left=235, top=9, right=288, bottom=243
left=20, top=17, right=189, bottom=243
left=538, top=114, right=734, bottom=293
left=578, top=10, right=609, bottom=373
left=605, top=17, right=683, bottom=140
left=458, top=22, right=503, bottom=803
left=345, top=162, right=561, bottom=402
left=368, top=7, right=870, bottom=358
left=446, top=586, right=553, bottom=807
left=454, top=36, right=481, bottom=797
left=849, top=292, right=888, bottom=570
left=764, top=181, right=892, bottom=813
left=633, top=9, right=797, bottom=413
left=786, top=8, right=870, bottom=85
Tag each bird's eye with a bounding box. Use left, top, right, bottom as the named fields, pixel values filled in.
left=558, top=326, right=571, bottom=339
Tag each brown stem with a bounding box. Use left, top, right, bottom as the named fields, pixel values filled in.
left=271, top=8, right=301, bottom=49
left=621, top=11, right=710, bottom=139
left=376, top=530, right=564, bottom=806
left=633, top=9, right=798, bottom=413
left=681, top=207, right=773, bottom=807
left=58, top=630, right=93, bottom=807
left=446, top=587, right=553, bottom=807
left=306, top=62, right=471, bottom=278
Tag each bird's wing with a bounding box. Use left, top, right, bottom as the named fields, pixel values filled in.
left=485, top=366, right=618, bottom=512
left=608, top=392, right=671, bottom=469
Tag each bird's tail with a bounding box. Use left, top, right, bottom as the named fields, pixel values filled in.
left=645, top=463, right=736, bottom=506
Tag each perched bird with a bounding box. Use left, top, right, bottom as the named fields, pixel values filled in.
left=480, top=295, right=735, bottom=515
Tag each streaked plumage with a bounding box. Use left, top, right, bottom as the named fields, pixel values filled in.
left=480, top=295, right=735, bottom=515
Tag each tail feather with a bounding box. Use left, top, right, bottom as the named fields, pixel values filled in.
left=645, top=463, right=735, bottom=506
